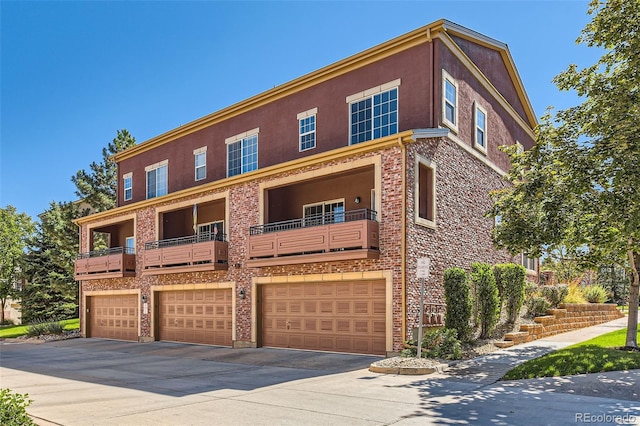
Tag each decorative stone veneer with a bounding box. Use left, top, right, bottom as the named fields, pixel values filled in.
left=404, top=137, right=515, bottom=339
left=496, top=304, right=625, bottom=347
left=79, top=135, right=520, bottom=353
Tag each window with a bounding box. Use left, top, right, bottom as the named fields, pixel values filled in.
left=515, top=141, right=524, bottom=155
left=123, top=173, right=132, bottom=201
left=522, top=254, right=536, bottom=271
left=227, top=130, right=258, bottom=177
left=303, top=199, right=345, bottom=226
left=146, top=161, right=168, bottom=199
left=125, top=236, right=135, bottom=254
left=348, top=80, right=400, bottom=145
left=197, top=221, right=224, bottom=241
left=297, top=108, right=317, bottom=151
left=415, top=156, right=436, bottom=228
left=442, top=70, right=458, bottom=132
left=194, top=147, right=207, bottom=181
left=474, top=102, right=487, bottom=152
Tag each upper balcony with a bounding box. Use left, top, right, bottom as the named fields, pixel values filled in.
left=75, top=247, right=136, bottom=280
left=75, top=219, right=136, bottom=280
left=142, top=232, right=228, bottom=275
left=246, top=208, right=379, bottom=267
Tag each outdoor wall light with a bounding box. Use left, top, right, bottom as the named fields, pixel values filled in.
left=354, top=196, right=361, bottom=204
left=239, top=288, right=246, bottom=299
left=141, top=295, right=147, bottom=304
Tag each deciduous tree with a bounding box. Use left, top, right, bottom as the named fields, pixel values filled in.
left=490, top=0, right=640, bottom=347
left=0, top=206, right=33, bottom=323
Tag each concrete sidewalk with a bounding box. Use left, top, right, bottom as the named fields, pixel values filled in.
left=1, top=317, right=638, bottom=425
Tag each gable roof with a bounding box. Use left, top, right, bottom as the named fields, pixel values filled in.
left=113, top=19, right=537, bottom=162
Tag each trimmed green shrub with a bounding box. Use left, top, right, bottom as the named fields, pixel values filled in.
left=541, top=285, right=569, bottom=308
left=471, top=262, right=500, bottom=339
left=525, top=296, right=551, bottom=318
left=443, top=267, right=472, bottom=341
left=402, top=328, right=462, bottom=360
left=494, top=263, right=527, bottom=323
left=582, top=284, right=609, bottom=303
left=1, top=388, right=34, bottom=426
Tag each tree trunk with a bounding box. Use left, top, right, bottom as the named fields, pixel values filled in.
left=0, top=296, right=6, bottom=324
left=625, top=251, right=639, bottom=348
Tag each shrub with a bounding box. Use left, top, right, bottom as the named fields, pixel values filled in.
left=471, top=263, right=500, bottom=339
left=0, top=388, right=34, bottom=426
left=402, top=328, right=462, bottom=360
left=494, top=263, right=527, bottom=323
left=564, top=279, right=587, bottom=304
left=582, top=285, right=609, bottom=303
left=540, top=285, right=569, bottom=308
left=443, top=268, right=472, bottom=341
left=0, top=319, right=15, bottom=326
left=26, top=318, right=65, bottom=337
left=525, top=296, right=550, bottom=318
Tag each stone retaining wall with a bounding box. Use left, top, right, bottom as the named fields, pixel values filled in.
left=496, top=304, right=624, bottom=348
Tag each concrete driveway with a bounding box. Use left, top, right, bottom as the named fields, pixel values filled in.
left=1, top=337, right=639, bottom=425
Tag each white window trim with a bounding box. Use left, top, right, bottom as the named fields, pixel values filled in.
left=123, top=172, right=133, bottom=201
left=347, top=80, right=400, bottom=146
left=194, top=147, right=207, bottom=181
left=125, top=236, right=135, bottom=254
left=345, top=79, right=401, bottom=104
left=145, top=160, right=168, bottom=199
left=302, top=198, right=345, bottom=217
left=197, top=220, right=224, bottom=234
left=474, top=102, right=488, bottom=154
left=414, top=154, right=436, bottom=229
left=226, top=129, right=259, bottom=178
left=298, top=111, right=317, bottom=152
left=442, top=70, right=458, bottom=133
left=522, top=254, right=537, bottom=272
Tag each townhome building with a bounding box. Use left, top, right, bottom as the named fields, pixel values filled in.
left=75, top=19, right=538, bottom=356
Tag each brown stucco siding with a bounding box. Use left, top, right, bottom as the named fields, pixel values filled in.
left=449, top=35, right=530, bottom=123
left=404, top=137, right=514, bottom=333
left=117, top=43, right=434, bottom=206
left=436, top=39, right=534, bottom=172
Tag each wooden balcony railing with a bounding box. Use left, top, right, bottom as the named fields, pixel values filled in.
left=75, top=247, right=136, bottom=280
left=247, top=209, right=379, bottom=267
left=142, top=232, right=228, bottom=275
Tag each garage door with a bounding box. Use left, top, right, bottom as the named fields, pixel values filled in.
left=158, top=289, right=232, bottom=346
left=261, top=281, right=386, bottom=355
left=88, top=295, right=138, bottom=341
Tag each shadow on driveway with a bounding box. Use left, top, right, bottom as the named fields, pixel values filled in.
left=0, top=338, right=381, bottom=397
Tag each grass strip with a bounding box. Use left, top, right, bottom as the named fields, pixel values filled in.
left=0, top=318, right=79, bottom=339
left=503, top=328, right=640, bottom=380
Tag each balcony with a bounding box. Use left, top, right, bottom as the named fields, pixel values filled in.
left=142, top=232, right=228, bottom=275
left=246, top=208, right=379, bottom=267
left=75, top=247, right=136, bottom=280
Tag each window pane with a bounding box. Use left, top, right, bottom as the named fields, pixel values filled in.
left=228, top=141, right=241, bottom=176
left=147, top=170, right=156, bottom=199
left=156, top=165, right=167, bottom=196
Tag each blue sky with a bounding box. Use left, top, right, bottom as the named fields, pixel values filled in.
left=1, top=0, right=601, bottom=220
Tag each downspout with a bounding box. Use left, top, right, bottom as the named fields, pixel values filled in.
left=397, top=136, right=407, bottom=347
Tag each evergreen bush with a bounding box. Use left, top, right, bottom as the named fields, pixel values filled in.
left=402, top=328, right=462, bottom=360
left=494, top=263, right=527, bottom=323
left=525, top=296, right=551, bottom=318
left=471, top=262, right=500, bottom=339
left=443, top=267, right=472, bottom=341
left=541, top=285, right=569, bottom=308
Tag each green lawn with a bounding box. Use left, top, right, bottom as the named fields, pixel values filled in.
left=503, top=327, right=640, bottom=380
left=0, top=318, right=79, bottom=339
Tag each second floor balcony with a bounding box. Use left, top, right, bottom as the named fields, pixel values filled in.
left=246, top=208, right=380, bottom=267
left=75, top=247, right=136, bottom=280
left=142, top=232, right=229, bottom=275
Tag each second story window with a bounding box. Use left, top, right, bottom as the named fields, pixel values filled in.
left=415, top=155, right=436, bottom=229
left=194, top=147, right=207, bottom=181
left=146, top=160, right=168, bottom=199
left=298, top=108, right=317, bottom=152
left=474, top=102, right=487, bottom=152
left=347, top=80, right=400, bottom=145
left=442, top=70, right=458, bottom=132
left=226, top=129, right=258, bottom=177
left=123, top=172, right=133, bottom=201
